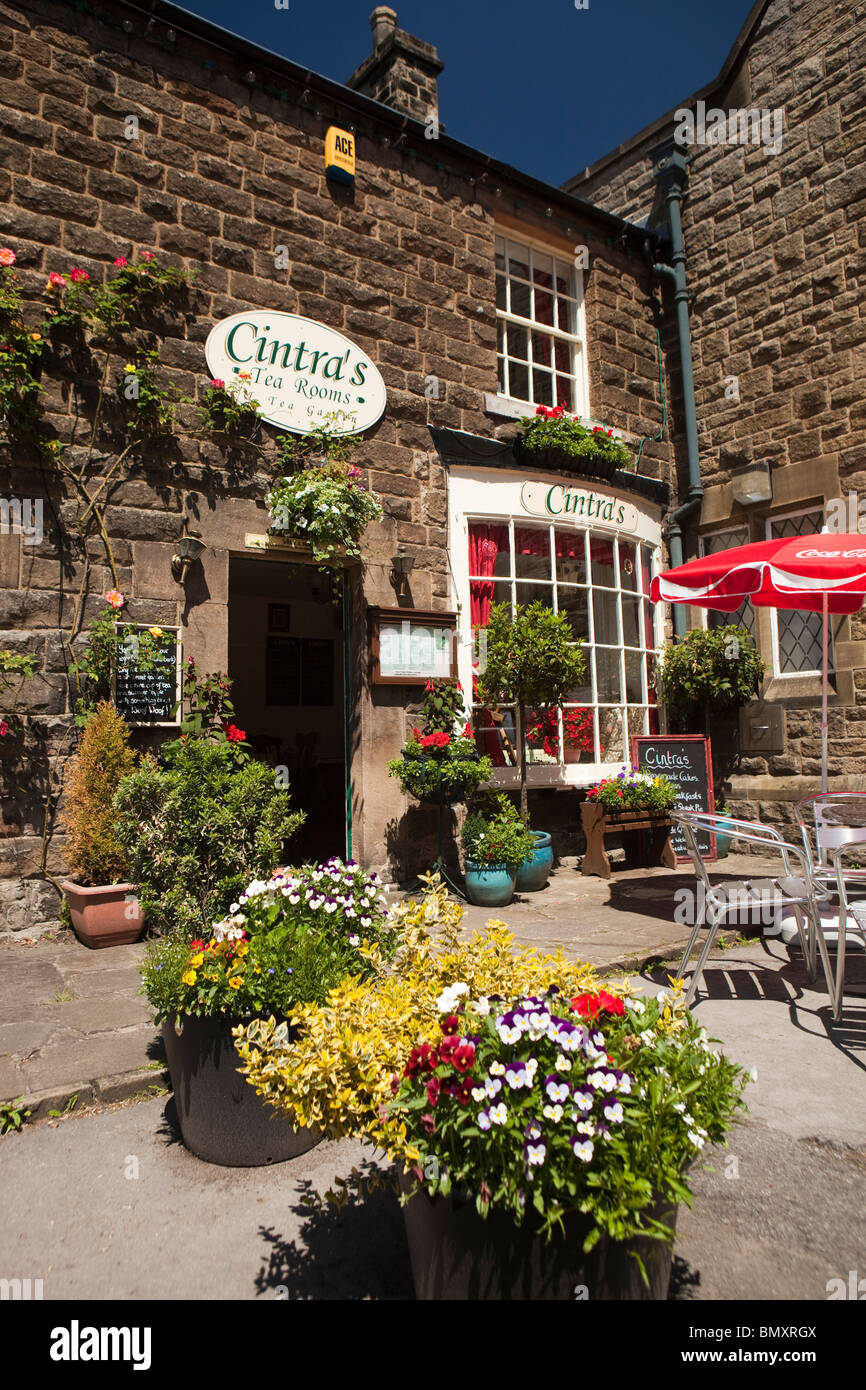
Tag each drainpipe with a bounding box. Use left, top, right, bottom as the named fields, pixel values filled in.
left=651, top=146, right=703, bottom=639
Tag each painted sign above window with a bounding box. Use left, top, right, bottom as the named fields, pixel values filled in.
left=204, top=311, right=387, bottom=437
left=520, top=480, right=638, bottom=533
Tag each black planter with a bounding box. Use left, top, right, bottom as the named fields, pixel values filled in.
left=401, top=751, right=484, bottom=806
left=514, top=436, right=619, bottom=483
left=163, top=1012, right=321, bottom=1167
left=400, top=1173, right=676, bottom=1300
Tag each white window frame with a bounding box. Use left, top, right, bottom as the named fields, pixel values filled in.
left=447, top=465, right=663, bottom=788
left=493, top=228, right=590, bottom=419
left=765, top=507, right=826, bottom=678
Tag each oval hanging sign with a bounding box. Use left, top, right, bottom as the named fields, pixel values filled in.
left=204, top=311, right=387, bottom=437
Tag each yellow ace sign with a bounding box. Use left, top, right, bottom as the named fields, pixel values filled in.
left=325, top=127, right=356, bottom=186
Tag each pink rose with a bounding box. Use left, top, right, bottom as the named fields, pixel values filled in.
left=0, top=721, right=9, bottom=737
left=113, top=257, right=128, bottom=267
left=209, top=378, right=225, bottom=390
left=69, top=267, right=89, bottom=283
left=0, top=248, right=16, bottom=267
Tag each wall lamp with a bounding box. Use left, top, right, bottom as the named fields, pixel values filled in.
left=731, top=460, right=773, bottom=507
left=171, top=534, right=206, bottom=584
left=389, top=552, right=415, bottom=599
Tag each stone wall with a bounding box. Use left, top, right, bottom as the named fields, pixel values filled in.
left=0, top=0, right=674, bottom=929
left=571, top=0, right=866, bottom=814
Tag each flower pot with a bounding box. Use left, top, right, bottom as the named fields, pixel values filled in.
left=513, top=436, right=619, bottom=483
left=399, top=1174, right=677, bottom=1300
left=61, top=880, right=145, bottom=949
left=515, top=831, right=554, bottom=893
left=402, top=751, right=484, bottom=806
left=463, top=862, right=517, bottom=907
left=714, top=816, right=735, bottom=859
left=162, top=1012, right=321, bottom=1167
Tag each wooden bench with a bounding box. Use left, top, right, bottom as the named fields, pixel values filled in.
left=580, top=802, right=676, bottom=879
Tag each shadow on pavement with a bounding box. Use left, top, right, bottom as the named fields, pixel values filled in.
left=254, top=1167, right=415, bottom=1300
left=669, top=1254, right=702, bottom=1300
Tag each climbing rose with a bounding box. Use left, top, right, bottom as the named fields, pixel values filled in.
left=69, top=267, right=89, bottom=283
left=113, top=257, right=128, bottom=267
left=209, top=378, right=225, bottom=390
left=46, top=272, right=66, bottom=288
left=0, top=248, right=16, bottom=266
left=104, top=588, right=125, bottom=610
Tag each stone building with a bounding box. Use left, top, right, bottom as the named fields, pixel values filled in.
left=566, top=0, right=866, bottom=825
left=0, top=0, right=676, bottom=931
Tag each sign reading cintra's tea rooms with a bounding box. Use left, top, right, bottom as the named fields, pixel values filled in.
left=204, top=311, right=387, bottom=436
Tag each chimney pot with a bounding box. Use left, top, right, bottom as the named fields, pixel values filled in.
left=371, top=6, right=397, bottom=49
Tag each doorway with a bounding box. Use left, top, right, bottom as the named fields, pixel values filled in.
left=228, top=556, right=348, bottom=864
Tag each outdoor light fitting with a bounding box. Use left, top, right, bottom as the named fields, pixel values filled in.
left=731, top=460, right=773, bottom=507
left=389, top=552, right=415, bottom=598
left=171, top=534, right=206, bottom=585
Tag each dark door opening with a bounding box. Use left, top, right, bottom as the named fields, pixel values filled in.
left=228, top=556, right=347, bottom=864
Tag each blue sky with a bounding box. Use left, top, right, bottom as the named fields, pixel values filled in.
left=174, top=0, right=757, bottom=185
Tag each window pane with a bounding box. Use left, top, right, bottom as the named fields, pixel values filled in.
left=590, top=536, right=616, bottom=587
left=495, top=274, right=507, bottom=310
left=508, top=243, right=530, bottom=280
left=619, top=541, right=638, bottom=591
left=777, top=610, right=822, bottom=673
left=558, top=587, right=589, bottom=641
left=562, top=706, right=595, bottom=762
left=497, top=355, right=506, bottom=394
left=555, top=270, right=570, bottom=295
left=496, top=318, right=505, bottom=354
left=554, top=339, right=572, bottom=372
left=473, top=704, right=517, bottom=768
left=509, top=360, right=529, bottom=400
left=514, top=526, right=551, bottom=579
left=533, top=369, right=553, bottom=406
left=556, top=377, right=574, bottom=410
left=469, top=523, right=510, bottom=578
left=592, top=588, right=619, bottom=645
left=555, top=530, right=586, bottom=584
left=625, top=650, right=644, bottom=703
left=515, top=581, right=554, bottom=612
left=534, top=290, right=554, bottom=326
left=531, top=331, right=553, bottom=367
left=494, top=236, right=505, bottom=268
left=510, top=280, right=532, bottom=319
left=595, top=648, right=621, bottom=702
left=643, top=599, right=655, bottom=650
left=564, top=671, right=593, bottom=704
left=598, top=707, right=624, bottom=762
left=532, top=251, right=553, bottom=286
left=621, top=594, right=641, bottom=648
left=626, top=706, right=649, bottom=745
left=507, top=323, right=529, bottom=360
left=525, top=706, right=559, bottom=764
left=556, top=297, right=575, bottom=334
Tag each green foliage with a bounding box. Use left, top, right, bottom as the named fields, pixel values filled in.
left=266, top=459, right=383, bottom=563
left=586, top=768, right=679, bottom=811
left=140, top=860, right=395, bottom=1023
left=388, top=680, right=493, bottom=803
left=476, top=600, right=586, bottom=816
left=116, top=348, right=189, bottom=435
left=392, top=986, right=747, bottom=1244
left=62, top=701, right=137, bottom=886
left=461, top=794, right=536, bottom=868
left=519, top=406, right=632, bottom=471
left=198, top=376, right=261, bottom=435
left=0, top=647, right=38, bottom=739
left=274, top=420, right=357, bottom=469
left=160, top=659, right=249, bottom=763
left=113, top=741, right=305, bottom=938
left=418, top=678, right=465, bottom=735
left=659, top=625, right=765, bottom=728
left=0, top=1096, right=31, bottom=1134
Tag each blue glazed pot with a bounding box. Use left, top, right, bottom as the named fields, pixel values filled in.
left=464, top=862, right=517, bottom=908
left=714, top=816, right=735, bottom=859
left=515, top=831, right=554, bottom=893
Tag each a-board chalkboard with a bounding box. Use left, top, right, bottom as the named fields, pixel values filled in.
left=114, top=627, right=180, bottom=725
left=630, top=735, right=716, bottom=862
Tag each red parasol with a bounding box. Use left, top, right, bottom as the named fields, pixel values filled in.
left=651, top=532, right=866, bottom=791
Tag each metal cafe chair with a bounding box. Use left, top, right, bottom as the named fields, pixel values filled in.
left=795, top=793, right=866, bottom=896
left=826, top=842, right=866, bottom=1019
left=671, top=810, right=839, bottom=1011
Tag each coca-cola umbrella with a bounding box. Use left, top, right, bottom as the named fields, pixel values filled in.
left=651, top=532, right=866, bottom=792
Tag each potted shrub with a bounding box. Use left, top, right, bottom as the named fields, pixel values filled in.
left=461, top=794, right=537, bottom=907
left=476, top=601, right=586, bottom=891
left=658, top=625, right=765, bottom=805
left=142, top=857, right=397, bottom=1166
left=60, top=701, right=143, bottom=948
left=388, top=679, right=492, bottom=806
left=580, top=767, right=679, bottom=878
left=265, top=425, right=383, bottom=564
left=235, top=874, right=746, bottom=1300
left=515, top=405, right=632, bottom=481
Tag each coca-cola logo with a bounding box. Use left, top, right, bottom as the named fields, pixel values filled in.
left=794, top=549, right=866, bottom=558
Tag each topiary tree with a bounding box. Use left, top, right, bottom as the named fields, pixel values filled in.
left=476, top=601, right=586, bottom=820
left=658, top=624, right=765, bottom=801
left=113, top=741, right=306, bottom=938
left=61, top=701, right=137, bottom=886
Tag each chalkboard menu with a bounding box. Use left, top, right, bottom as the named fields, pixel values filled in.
left=630, top=735, right=716, bottom=862
left=115, top=627, right=180, bottom=725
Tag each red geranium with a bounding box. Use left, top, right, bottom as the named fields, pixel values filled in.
left=571, top=990, right=625, bottom=1019
left=420, top=731, right=450, bottom=750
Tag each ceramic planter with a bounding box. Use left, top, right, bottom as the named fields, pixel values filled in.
left=62, top=880, right=145, bottom=949
left=714, top=816, right=735, bottom=859
left=463, top=862, right=517, bottom=907
left=162, top=1011, right=321, bottom=1167
left=400, top=1174, right=676, bottom=1300
left=515, top=830, right=554, bottom=892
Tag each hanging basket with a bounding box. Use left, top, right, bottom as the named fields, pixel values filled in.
left=400, top=750, right=486, bottom=806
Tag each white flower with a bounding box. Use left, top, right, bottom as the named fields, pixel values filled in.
left=542, top=1103, right=564, bottom=1124
left=348, top=934, right=359, bottom=946
left=572, top=1139, right=594, bottom=1162
left=324, top=902, right=338, bottom=914
left=618, top=1074, right=632, bottom=1095
left=489, top=1103, right=507, bottom=1125
left=244, top=880, right=269, bottom=898
left=360, top=916, right=372, bottom=928
left=475, top=996, right=491, bottom=1016
left=683, top=1112, right=695, bottom=1126
left=640, top=1028, right=655, bottom=1045
left=478, top=1109, right=492, bottom=1131
left=626, top=997, right=646, bottom=1015
left=229, top=903, right=240, bottom=913
left=496, top=1021, right=522, bottom=1045
left=572, top=1118, right=594, bottom=1135
left=673, top=1101, right=686, bottom=1114
left=526, top=1143, right=546, bottom=1166
left=545, top=1079, right=570, bottom=1105
left=289, top=893, right=300, bottom=905
left=436, top=982, right=469, bottom=1012
left=471, top=1087, right=487, bottom=1103
left=484, top=1077, right=503, bottom=1100
left=555, top=1053, right=572, bottom=1072
left=489, top=1061, right=506, bottom=1077
left=687, top=1131, right=705, bottom=1149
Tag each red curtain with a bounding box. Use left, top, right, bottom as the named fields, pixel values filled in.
left=469, top=523, right=507, bottom=627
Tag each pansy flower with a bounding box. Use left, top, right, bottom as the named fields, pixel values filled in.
left=544, top=1074, right=570, bottom=1104
left=484, top=1075, right=503, bottom=1100
left=525, top=1120, right=543, bottom=1141
left=489, top=1103, right=507, bottom=1125
left=572, top=1085, right=594, bottom=1113
left=478, top=1108, right=492, bottom=1131
left=570, top=1136, right=595, bottom=1162
left=542, top=1103, right=564, bottom=1124
left=489, top=1061, right=506, bottom=1077
left=495, top=1012, right=522, bottom=1045
left=524, top=1141, right=546, bottom=1167
left=602, top=1098, right=624, bottom=1124
left=594, top=1121, right=611, bottom=1140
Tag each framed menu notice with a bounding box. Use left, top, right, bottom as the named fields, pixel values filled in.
left=114, top=626, right=181, bottom=725
left=369, top=607, right=457, bottom=686
left=630, top=734, right=716, bottom=862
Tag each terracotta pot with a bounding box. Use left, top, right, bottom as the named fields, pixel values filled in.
left=62, top=880, right=145, bottom=949
left=399, top=1171, right=676, bottom=1300
left=163, top=1012, right=322, bottom=1167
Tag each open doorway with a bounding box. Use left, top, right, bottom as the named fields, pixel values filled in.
left=228, top=555, right=347, bottom=864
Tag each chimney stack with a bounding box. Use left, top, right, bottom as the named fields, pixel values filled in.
left=347, top=8, right=443, bottom=126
